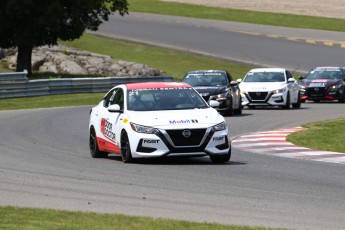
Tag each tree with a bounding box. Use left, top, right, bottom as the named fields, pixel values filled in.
left=0, top=0, right=128, bottom=77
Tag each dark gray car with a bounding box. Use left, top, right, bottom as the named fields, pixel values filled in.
left=182, top=70, right=242, bottom=116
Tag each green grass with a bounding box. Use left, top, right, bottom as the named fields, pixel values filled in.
left=0, top=206, right=273, bottom=230
left=287, top=118, right=345, bottom=153
left=127, top=0, right=345, bottom=32
left=60, top=33, right=255, bottom=80
left=0, top=93, right=104, bottom=111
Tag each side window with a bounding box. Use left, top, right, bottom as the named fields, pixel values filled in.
left=110, top=88, right=124, bottom=110
left=103, top=89, right=116, bottom=108
left=286, top=71, right=293, bottom=81
left=226, top=71, right=233, bottom=82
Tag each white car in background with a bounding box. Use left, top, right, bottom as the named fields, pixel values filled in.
left=89, top=82, right=231, bottom=164
left=238, top=68, right=301, bottom=109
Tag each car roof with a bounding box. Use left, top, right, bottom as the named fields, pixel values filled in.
left=312, top=66, right=344, bottom=71
left=248, top=68, right=286, bottom=73
left=124, top=82, right=191, bottom=90
left=186, top=70, right=227, bottom=74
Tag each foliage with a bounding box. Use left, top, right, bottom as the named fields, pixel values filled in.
left=0, top=0, right=128, bottom=75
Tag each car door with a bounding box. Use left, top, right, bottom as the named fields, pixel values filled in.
left=226, top=71, right=241, bottom=109
left=286, top=70, right=299, bottom=103
left=98, top=88, right=124, bottom=154
left=107, top=87, right=125, bottom=152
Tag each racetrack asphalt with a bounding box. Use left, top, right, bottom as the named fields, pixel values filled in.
left=232, top=127, right=345, bottom=164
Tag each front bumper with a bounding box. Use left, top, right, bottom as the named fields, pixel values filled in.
left=129, top=127, right=230, bottom=158
left=300, top=87, right=344, bottom=101
left=241, top=91, right=287, bottom=106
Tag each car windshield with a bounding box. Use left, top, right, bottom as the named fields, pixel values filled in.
left=305, top=69, right=343, bottom=80
left=183, top=72, right=228, bottom=86
left=127, top=87, right=209, bottom=111
left=243, top=72, right=285, bottom=82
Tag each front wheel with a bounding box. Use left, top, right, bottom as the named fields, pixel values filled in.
left=121, top=132, right=133, bottom=163
left=283, top=92, right=291, bottom=109
left=292, top=92, right=301, bottom=109
left=89, top=127, right=108, bottom=158
left=338, top=92, right=345, bottom=103
left=210, top=149, right=231, bottom=164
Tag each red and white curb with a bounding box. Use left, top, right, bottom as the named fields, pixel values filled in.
left=231, top=127, right=345, bottom=164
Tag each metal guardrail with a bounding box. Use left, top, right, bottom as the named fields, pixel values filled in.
left=0, top=73, right=174, bottom=99
left=0, top=69, right=28, bottom=82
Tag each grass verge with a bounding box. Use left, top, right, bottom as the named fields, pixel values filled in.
left=0, top=93, right=104, bottom=111
left=60, top=33, right=255, bottom=80
left=0, top=206, right=271, bottom=230
left=127, top=0, right=345, bottom=32
left=287, top=118, right=345, bottom=153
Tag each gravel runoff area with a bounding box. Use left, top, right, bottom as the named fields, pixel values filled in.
left=162, top=0, right=345, bottom=19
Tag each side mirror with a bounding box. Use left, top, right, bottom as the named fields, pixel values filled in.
left=299, top=76, right=305, bottom=80
left=287, top=78, right=296, bottom=83
left=230, top=80, right=238, bottom=86
left=209, top=100, right=220, bottom=108
left=108, top=104, right=122, bottom=113
left=236, top=79, right=242, bottom=83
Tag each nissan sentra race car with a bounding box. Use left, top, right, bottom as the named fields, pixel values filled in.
left=238, top=68, right=301, bottom=109
left=299, top=66, right=345, bottom=103
left=89, top=82, right=231, bottom=163
left=181, top=70, right=242, bottom=116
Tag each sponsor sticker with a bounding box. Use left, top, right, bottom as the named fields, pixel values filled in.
left=101, top=118, right=116, bottom=142
left=213, top=136, right=225, bottom=143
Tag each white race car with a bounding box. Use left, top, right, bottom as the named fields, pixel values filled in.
left=238, top=68, right=301, bottom=109
left=89, top=82, right=231, bottom=163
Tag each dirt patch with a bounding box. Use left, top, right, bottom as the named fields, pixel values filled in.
left=162, top=0, right=345, bottom=19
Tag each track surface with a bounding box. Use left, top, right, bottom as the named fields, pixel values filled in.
left=1, top=13, right=345, bottom=230
left=0, top=102, right=344, bottom=230
left=96, top=13, right=345, bottom=73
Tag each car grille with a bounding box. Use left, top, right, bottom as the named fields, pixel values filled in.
left=248, top=92, right=268, bottom=101
left=165, top=129, right=207, bottom=147
left=306, top=87, right=326, bottom=98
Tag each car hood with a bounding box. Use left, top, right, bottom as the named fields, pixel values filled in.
left=126, top=108, right=224, bottom=128
left=239, top=82, right=286, bottom=92
left=300, top=79, right=342, bottom=88
left=193, top=86, right=227, bottom=96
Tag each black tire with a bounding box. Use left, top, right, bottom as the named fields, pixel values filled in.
left=210, top=148, right=231, bottom=164
left=89, top=127, right=108, bottom=158
left=338, top=92, right=345, bottom=103
left=233, top=99, right=243, bottom=115
left=283, top=92, right=291, bottom=109
left=121, top=132, right=133, bottom=163
left=292, top=92, right=301, bottom=109
left=223, top=99, right=234, bottom=116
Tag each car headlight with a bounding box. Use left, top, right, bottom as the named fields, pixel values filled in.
left=212, top=121, right=227, bottom=132
left=272, top=88, right=287, bottom=94
left=240, top=90, right=247, bottom=96
left=215, top=92, right=227, bottom=100
left=299, top=85, right=305, bottom=90
left=329, top=84, right=342, bottom=91
left=130, top=123, right=159, bottom=134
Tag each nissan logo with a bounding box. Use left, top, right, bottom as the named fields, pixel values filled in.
left=256, top=92, right=261, bottom=96
left=182, top=129, right=191, bottom=138
left=314, top=88, right=319, bottom=91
